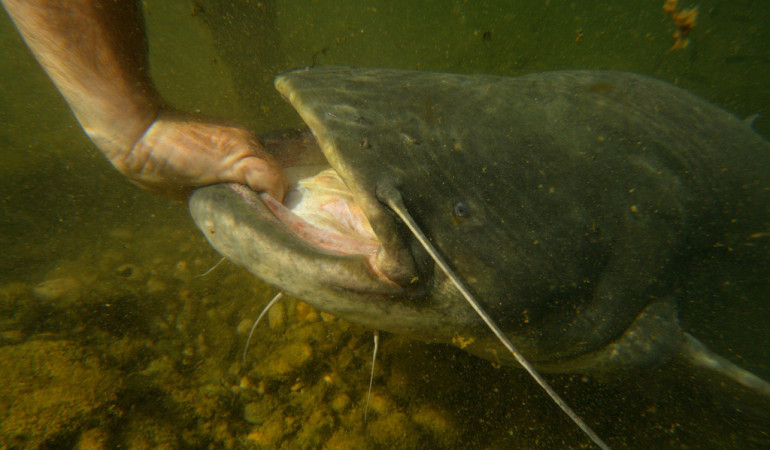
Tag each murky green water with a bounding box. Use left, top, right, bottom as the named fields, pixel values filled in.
left=1, top=0, right=768, bottom=448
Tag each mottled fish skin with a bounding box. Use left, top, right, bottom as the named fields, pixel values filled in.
left=191, top=68, right=770, bottom=380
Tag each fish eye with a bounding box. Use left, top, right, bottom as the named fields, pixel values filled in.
left=454, top=202, right=469, bottom=218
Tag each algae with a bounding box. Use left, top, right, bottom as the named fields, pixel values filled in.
left=0, top=341, right=120, bottom=448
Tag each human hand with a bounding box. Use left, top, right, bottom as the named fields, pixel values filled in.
left=110, top=110, right=288, bottom=201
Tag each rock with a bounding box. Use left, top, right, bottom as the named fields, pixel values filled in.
left=145, top=278, right=167, bottom=294
left=173, top=261, right=192, bottom=283
left=267, top=302, right=286, bottom=330
left=237, top=318, right=255, bottom=336
left=243, top=402, right=263, bottom=425
left=296, top=408, right=334, bottom=447
left=325, top=428, right=369, bottom=449
left=75, top=427, right=110, bottom=450
left=331, top=393, right=351, bottom=413
left=365, top=391, right=395, bottom=417
left=245, top=417, right=286, bottom=447
left=251, top=342, right=314, bottom=379
left=242, top=396, right=278, bottom=426
left=32, top=277, right=82, bottom=304
left=367, top=411, right=420, bottom=448
left=295, top=301, right=319, bottom=323
left=115, top=263, right=142, bottom=281
left=411, top=405, right=460, bottom=447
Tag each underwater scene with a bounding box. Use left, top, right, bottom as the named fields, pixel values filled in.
left=1, top=0, right=769, bottom=448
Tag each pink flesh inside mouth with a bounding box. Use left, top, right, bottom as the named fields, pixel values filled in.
left=259, top=192, right=379, bottom=256
left=226, top=168, right=396, bottom=284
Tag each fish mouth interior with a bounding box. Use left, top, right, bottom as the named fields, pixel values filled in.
left=244, top=164, right=382, bottom=258
left=247, top=128, right=383, bottom=258
left=229, top=127, right=418, bottom=290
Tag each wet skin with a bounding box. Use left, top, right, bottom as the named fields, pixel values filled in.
left=1, top=0, right=286, bottom=200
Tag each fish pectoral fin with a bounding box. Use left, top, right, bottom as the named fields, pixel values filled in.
left=678, top=332, right=770, bottom=416
left=744, top=112, right=760, bottom=129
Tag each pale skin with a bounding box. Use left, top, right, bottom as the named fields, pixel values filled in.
left=1, top=0, right=288, bottom=201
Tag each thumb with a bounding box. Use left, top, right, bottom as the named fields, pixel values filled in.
left=234, top=155, right=289, bottom=202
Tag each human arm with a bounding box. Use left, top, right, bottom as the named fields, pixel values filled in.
left=1, top=0, right=287, bottom=200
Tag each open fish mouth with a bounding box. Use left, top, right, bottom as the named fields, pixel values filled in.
left=239, top=167, right=377, bottom=256
left=225, top=165, right=399, bottom=285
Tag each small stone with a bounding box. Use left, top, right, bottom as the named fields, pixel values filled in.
left=173, top=261, right=192, bottom=283
left=265, top=342, right=313, bottom=377
left=368, top=411, right=420, bottom=448
left=75, top=427, right=109, bottom=449
left=115, top=263, right=141, bottom=280
left=246, top=417, right=285, bottom=447
left=145, top=278, right=166, bottom=294
left=32, top=277, right=82, bottom=304
left=331, top=393, right=350, bottom=413
left=178, top=289, right=194, bottom=302
left=295, top=302, right=319, bottom=323
left=140, top=356, right=173, bottom=376
left=367, top=392, right=394, bottom=416
left=267, top=302, right=286, bottom=330
left=243, top=402, right=264, bottom=425
left=237, top=318, right=255, bottom=336
left=411, top=405, right=459, bottom=446
left=182, top=346, right=194, bottom=359
left=200, top=383, right=227, bottom=398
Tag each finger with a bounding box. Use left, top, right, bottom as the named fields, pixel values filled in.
left=233, top=156, right=288, bottom=201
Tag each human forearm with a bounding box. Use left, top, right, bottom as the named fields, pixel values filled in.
left=3, top=0, right=287, bottom=200
left=2, top=0, right=162, bottom=159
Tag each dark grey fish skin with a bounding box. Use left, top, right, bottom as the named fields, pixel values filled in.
left=190, top=68, right=770, bottom=384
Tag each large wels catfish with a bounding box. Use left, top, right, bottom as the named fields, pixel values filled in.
left=190, top=67, right=770, bottom=445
